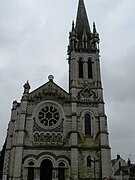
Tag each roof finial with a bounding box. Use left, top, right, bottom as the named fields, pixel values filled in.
left=48, top=75, right=54, bottom=82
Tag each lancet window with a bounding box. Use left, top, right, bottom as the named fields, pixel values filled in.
left=78, top=58, right=84, bottom=78
left=88, top=58, right=93, bottom=79
left=85, top=113, right=91, bottom=135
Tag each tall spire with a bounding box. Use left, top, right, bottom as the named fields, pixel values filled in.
left=75, top=0, right=91, bottom=39
left=68, top=0, right=99, bottom=54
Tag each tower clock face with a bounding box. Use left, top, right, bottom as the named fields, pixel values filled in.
left=36, top=103, right=62, bottom=129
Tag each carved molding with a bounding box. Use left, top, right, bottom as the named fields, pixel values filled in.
left=33, top=131, right=63, bottom=146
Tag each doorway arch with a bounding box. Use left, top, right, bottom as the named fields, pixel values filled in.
left=40, top=159, right=53, bottom=180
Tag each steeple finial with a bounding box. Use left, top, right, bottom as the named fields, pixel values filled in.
left=75, top=0, right=91, bottom=39
left=68, top=0, right=99, bottom=53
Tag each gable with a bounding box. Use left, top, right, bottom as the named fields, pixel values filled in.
left=29, top=81, right=70, bottom=104
left=78, top=87, right=98, bottom=102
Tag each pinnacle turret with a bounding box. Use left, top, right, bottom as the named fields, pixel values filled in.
left=93, top=22, right=97, bottom=34
left=72, top=21, right=75, bottom=32
left=92, top=22, right=100, bottom=45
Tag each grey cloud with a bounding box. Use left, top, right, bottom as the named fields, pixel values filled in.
left=0, top=0, right=135, bottom=163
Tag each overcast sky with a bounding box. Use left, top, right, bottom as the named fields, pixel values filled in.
left=0, top=0, right=135, bottom=162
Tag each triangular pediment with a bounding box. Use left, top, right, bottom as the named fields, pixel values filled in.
left=29, top=81, right=70, bottom=103
left=78, top=87, right=97, bottom=101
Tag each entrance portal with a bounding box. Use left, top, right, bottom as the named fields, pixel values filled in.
left=40, top=159, right=53, bottom=180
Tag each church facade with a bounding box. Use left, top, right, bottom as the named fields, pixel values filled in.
left=2, top=0, right=111, bottom=179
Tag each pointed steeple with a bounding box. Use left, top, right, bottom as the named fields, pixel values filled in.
left=68, top=0, right=100, bottom=54
left=75, top=0, right=91, bottom=39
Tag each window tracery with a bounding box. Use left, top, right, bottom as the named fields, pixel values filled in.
left=38, top=105, right=60, bottom=127
left=34, top=102, right=63, bottom=130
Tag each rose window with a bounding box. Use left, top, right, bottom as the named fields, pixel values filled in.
left=36, top=105, right=61, bottom=129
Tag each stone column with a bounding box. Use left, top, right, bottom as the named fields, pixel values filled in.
left=13, top=86, right=29, bottom=179
left=35, top=167, right=40, bottom=180
left=99, top=115, right=111, bottom=179
left=71, top=102, right=78, bottom=179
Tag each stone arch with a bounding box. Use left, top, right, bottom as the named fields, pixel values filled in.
left=56, top=156, right=70, bottom=167
left=37, top=152, right=57, bottom=167
left=40, top=159, right=53, bottom=180
left=56, top=157, right=70, bottom=180
left=23, top=156, right=37, bottom=180
left=23, top=156, right=37, bottom=167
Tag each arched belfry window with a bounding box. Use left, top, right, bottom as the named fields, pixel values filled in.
left=78, top=58, right=84, bottom=78
left=58, top=162, right=65, bottom=180
left=85, top=114, right=91, bottom=135
left=88, top=58, right=93, bottom=79
left=27, top=162, right=34, bottom=180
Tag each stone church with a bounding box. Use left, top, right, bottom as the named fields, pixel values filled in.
left=2, top=0, right=111, bottom=179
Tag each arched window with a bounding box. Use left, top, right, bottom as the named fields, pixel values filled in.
left=88, top=58, right=93, bottom=79
left=85, top=114, right=91, bottom=135
left=58, top=162, right=65, bottom=180
left=87, top=155, right=91, bottom=167
left=78, top=58, right=84, bottom=78
left=27, top=162, right=34, bottom=180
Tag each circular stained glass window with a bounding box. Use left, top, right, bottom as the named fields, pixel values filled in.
left=36, top=104, right=61, bottom=129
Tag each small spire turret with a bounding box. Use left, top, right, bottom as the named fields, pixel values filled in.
left=93, top=22, right=97, bottom=34
left=72, top=21, right=75, bottom=32
left=92, top=22, right=100, bottom=48
left=93, top=22, right=99, bottom=38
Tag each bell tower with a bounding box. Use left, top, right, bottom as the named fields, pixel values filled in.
left=68, top=0, right=100, bottom=92
left=68, top=0, right=111, bottom=179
